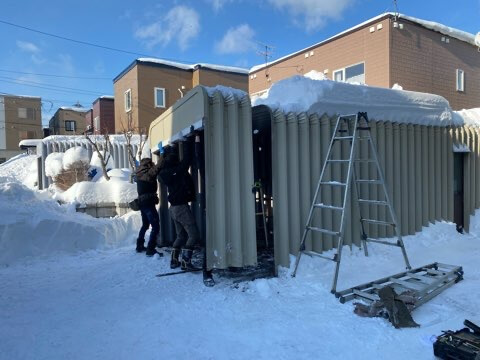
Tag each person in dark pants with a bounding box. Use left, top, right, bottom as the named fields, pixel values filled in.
left=158, top=142, right=200, bottom=271
left=135, top=158, right=161, bottom=256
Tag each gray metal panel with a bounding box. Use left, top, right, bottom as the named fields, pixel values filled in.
left=204, top=90, right=257, bottom=269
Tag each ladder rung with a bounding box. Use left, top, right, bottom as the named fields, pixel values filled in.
left=354, top=159, right=375, bottom=163
left=314, top=204, right=343, bottom=211
left=327, top=159, right=349, bottom=163
left=365, top=238, right=400, bottom=247
left=356, top=180, right=382, bottom=184
left=389, top=278, right=425, bottom=291
left=319, top=181, right=346, bottom=186
left=307, top=227, right=340, bottom=236
left=303, top=251, right=337, bottom=262
left=358, top=199, right=388, bottom=206
left=361, top=219, right=395, bottom=226
left=352, top=289, right=380, bottom=301
left=334, top=136, right=354, bottom=140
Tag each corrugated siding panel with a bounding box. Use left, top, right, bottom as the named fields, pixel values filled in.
left=205, top=92, right=257, bottom=269
left=271, top=111, right=480, bottom=269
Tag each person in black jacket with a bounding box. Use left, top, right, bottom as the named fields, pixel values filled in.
left=135, top=158, right=162, bottom=256
left=158, top=142, right=199, bottom=270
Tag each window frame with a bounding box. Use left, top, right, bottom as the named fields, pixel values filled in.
left=124, top=89, right=132, bottom=112
left=154, top=87, right=166, bottom=108
left=456, top=69, right=465, bottom=92
left=333, top=61, right=365, bottom=84
left=18, top=107, right=27, bottom=119
left=64, top=120, right=76, bottom=132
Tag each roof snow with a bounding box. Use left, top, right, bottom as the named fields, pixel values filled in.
left=250, top=13, right=477, bottom=73
left=252, top=72, right=480, bottom=127
left=59, top=106, right=91, bottom=113
left=136, top=58, right=249, bottom=75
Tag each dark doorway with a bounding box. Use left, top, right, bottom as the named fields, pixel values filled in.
left=453, top=153, right=465, bottom=233
left=252, top=105, right=273, bottom=251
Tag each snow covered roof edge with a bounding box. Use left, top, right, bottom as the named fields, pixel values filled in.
left=250, top=13, right=477, bottom=73
left=114, top=58, right=249, bottom=82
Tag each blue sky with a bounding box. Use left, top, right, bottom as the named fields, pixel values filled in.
left=1, top=0, right=479, bottom=126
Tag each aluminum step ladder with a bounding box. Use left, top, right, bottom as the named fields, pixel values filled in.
left=335, top=262, right=464, bottom=307
left=292, top=112, right=412, bottom=294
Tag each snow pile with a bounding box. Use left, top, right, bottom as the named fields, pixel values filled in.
left=0, top=153, right=38, bottom=188
left=453, top=108, right=480, bottom=127
left=44, top=152, right=64, bottom=177
left=63, top=146, right=89, bottom=168
left=205, top=85, right=248, bottom=100
left=0, top=181, right=140, bottom=266
left=304, top=70, right=327, bottom=80
left=55, top=169, right=137, bottom=205
left=253, top=74, right=459, bottom=126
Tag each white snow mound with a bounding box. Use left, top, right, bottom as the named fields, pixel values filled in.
left=45, top=152, right=64, bottom=177
left=0, top=181, right=140, bottom=265
left=63, top=147, right=89, bottom=169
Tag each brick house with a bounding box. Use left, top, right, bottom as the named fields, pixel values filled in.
left=49, top=106, right=90, bottom=135
left=113, top=58, right=249, bottom=133
left=85, top=96, right=115, bottom=134
left=0, top=94, right=42, bottom=162
left=249, top=13, right=480, bottom=110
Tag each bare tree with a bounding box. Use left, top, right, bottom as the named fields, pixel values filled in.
left=85, top=131, right=112, bottom=181
left=121, top=111, right=149, bottom=179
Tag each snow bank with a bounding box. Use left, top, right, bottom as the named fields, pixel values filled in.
left=253, top=74, right=480, bottom=127
left=44, top=152, right=64, bottom=177
left=0, top=181, right=140, bottom=266
left=56, top=169, right=136, bottom=204
left=63, top=147, right=89, bottom=169
left=0, top=154, right=38, bottom=188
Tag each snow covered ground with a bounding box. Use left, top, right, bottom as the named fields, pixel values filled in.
left=0, top=218, right=479, bottom=359
left=0, top=148, right=479, bottom=360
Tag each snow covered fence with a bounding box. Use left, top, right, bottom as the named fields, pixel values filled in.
left=37, top=135, right=148, bottom=189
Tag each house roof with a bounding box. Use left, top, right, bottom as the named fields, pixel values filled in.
left=250, top=12, right=477, bottom=73
left=113, top=58, right=249, bottom=83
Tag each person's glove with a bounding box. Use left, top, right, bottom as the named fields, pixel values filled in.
left=158, top=141, right=164, bottom=155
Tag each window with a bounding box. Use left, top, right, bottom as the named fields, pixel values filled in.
left=124, top=89, right=132, bottom=112
left=94, top=116, right=100, bottom=131
left=333, top=70, right=344, bottom=82
left=154, top=87, right=166, bottom=108
left=18, top=108, right=27, bottom=118
left=65, top=120, right=76, bottom=132
left=333, top=63, right=365, bottom=84
left=456, top=69, right=465, bottom=92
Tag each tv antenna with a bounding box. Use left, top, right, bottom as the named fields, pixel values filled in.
left=393, top=0, right=399, bottom=21
left=256, top=41, right=274, bottom=82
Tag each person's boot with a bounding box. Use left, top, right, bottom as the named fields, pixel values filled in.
left=203, top=270, right=215, bottom=287
left=145, top=241, right=157, bottom=257
left=136, top=238, right=146, bottom=253
left=170, top=248, right=181, bottom=269
left=181, top=249, right=200, bottom=271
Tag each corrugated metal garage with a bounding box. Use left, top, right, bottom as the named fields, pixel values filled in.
left=149, top=85, right=480, bottom=272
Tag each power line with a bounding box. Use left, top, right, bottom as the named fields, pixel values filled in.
left=0, top=19, right=194, bottom=64
left=0, top=75, right=104, bottom=95
left=0, top=78, right=104, bottom=97
left=0, top=69, right=112, bottom=80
